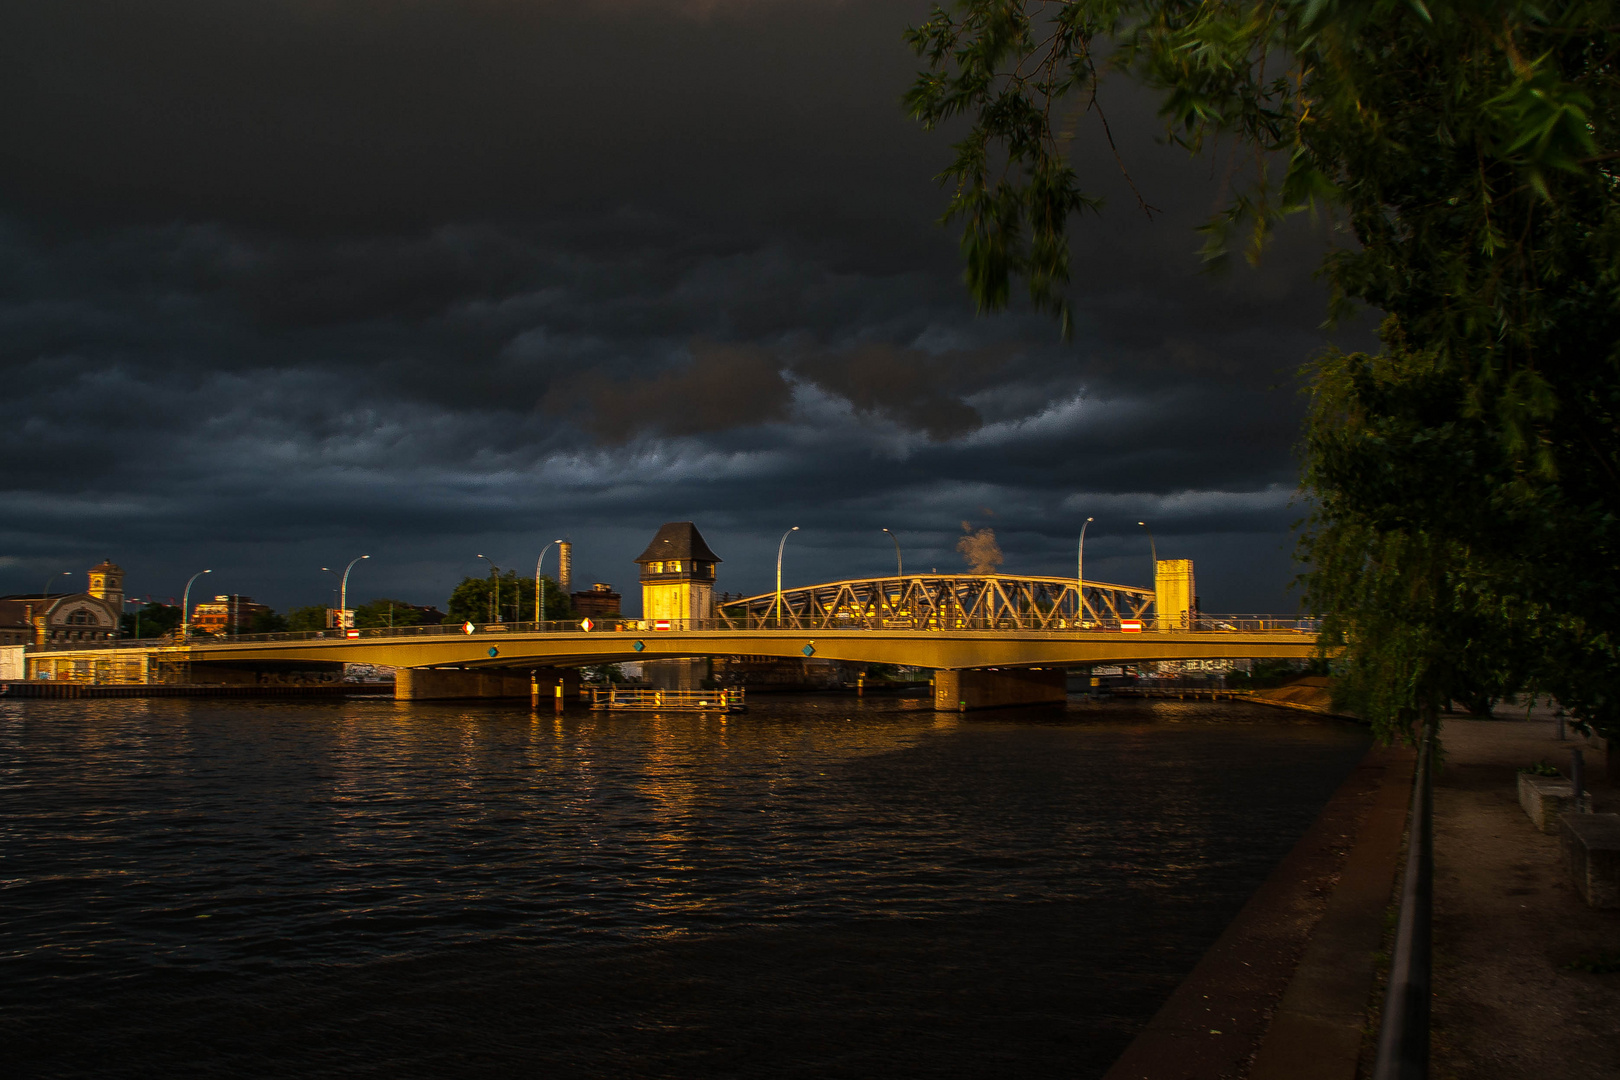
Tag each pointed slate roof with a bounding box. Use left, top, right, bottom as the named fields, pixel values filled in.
left=634, top=522, right=721, bottom=565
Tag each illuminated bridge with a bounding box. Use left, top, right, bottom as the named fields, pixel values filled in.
left=20, top=573, right=1321, bottom=710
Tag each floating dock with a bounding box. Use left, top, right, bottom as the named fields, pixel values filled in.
left=588, top=686, right=746, bottom=712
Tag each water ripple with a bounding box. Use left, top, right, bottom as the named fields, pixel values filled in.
left=0, top=695, right=1366, bottom=1078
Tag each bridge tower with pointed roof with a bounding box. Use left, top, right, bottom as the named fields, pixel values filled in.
left=635, top=522, right=720, bottom=623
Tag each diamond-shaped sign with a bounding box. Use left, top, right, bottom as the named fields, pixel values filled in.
left=462, top=622, right=475, bottom=635
left=802, top=644, right=815, bottom=657
left=487, top=647, right=499, bottom=657
left=633, top=640, right=645, bottom=652
left=580, top=617, right=594, bottom=632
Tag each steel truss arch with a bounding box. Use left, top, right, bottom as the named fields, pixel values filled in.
left=717, top=574, right=1156, bottom=632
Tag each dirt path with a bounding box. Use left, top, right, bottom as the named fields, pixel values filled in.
left=1431, top=707, right=1619, bottom=1080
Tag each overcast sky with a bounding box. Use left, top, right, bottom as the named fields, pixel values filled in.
left=0, top=0, right=1368, bottom=615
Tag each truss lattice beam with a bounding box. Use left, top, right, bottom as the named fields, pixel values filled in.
left=718, top=574, right=1154, bottom=632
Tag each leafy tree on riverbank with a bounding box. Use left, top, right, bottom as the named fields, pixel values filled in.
left=906, top=0, right=1619, bottom=742
left=353, top=598, right=430, bottom=630
left=120, top=602, right=181, bottom=639
left=285, top=605, right=328, bottom=632
left=446, top=572, right=576, bottom=625
left=249, top=609, right=288, bottom=633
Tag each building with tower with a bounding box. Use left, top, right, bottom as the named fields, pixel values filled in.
left=634, top=523, right=720, bottom=691
left=0, top=560, right=123, bottom=645
left=87, top=560, right=124, bottom=609
left=191, top=595, right=272, bottom=635
left=635, top=522, right=720, bottom=623
left=572, top=583, right=621, bottom=619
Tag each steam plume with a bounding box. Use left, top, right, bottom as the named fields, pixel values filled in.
left=956, top=520, right=1003, bottom=575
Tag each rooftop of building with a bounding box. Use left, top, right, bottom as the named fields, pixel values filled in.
left=635, top=522, right=720, bottom=565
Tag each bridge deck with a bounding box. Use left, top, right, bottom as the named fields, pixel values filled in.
left=26, top=622, right=1322, bottom=674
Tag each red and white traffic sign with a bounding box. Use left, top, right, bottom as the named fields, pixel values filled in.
left=580, top=617, right=594, bottom=631
left=1120, top=620, right=1144, bottom=633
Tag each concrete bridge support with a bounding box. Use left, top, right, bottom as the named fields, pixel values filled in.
left=933, top=667, right=1067, bottom=712
left=395, top=667, right=581, bottom=702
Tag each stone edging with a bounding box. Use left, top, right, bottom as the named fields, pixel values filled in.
left=1102, top=742, right=1415, bottom=1080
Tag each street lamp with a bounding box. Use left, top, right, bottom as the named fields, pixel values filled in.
left=476, top=554, right=499, bottom=624
left=181, top=569, right=212, bottom=642
left=1076, top=516, right=1094, bottom=624
left=881, top=528, right=903, bottom=579
left=535, top=539, right=564, bottom=626
left=321, top=555, right=369, bottom=630
left=42, top=570, right=71, bottom=599
left=319, top=567, right=342, bottom=609
left=123, top=597, right=147, bottom=640
left=1136, top=521, right=1158, bottom=574
left=774, top=526, right=799, bottom=625
left=1137, top=522, right=1158, bottom=626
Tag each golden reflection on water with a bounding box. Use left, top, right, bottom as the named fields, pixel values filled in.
left=0, top=694, right=1374, bottom=1079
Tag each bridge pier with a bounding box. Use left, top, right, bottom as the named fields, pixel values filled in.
left=395, top=667, right=580, bottom=702
left=933, top=667, right=1067, bottom=712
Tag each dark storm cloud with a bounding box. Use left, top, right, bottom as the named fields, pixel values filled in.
left=548, top=339, right=793, bottom=441
left=0, top=0, right=1362, bottom=612
left=0, top=1, right=932, bottom=238
left=791, top=343, right=995, bottom=441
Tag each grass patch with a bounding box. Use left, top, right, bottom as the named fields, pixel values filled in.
left=1519, top=760, right=1562, bottom=777
left=1566, top=952, right=1620, bottom=974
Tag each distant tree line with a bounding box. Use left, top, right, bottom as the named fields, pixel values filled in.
left=119, top=574, right=589, bottom=639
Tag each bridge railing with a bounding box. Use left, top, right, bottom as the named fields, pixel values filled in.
left=25, top=613, right=1322, bottom=652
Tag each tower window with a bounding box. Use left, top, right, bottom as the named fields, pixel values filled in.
left=668, top=560, right=682, bottom=573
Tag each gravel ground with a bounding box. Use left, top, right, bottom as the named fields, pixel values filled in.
left=1430, top=704, right=1619, bottom=1080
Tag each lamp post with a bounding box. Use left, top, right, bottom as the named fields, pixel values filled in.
left=774, top=526, right=799, bottom=625
left=181, top=569, right=212, bottom=642
left=319, top=567, right=342, bottom=611
left=881, top=528, right=903, bottom=578
left=477, top=554, right=499, bottom=624
left=321, top=555, right=369, bottom=630
left=535, top=539, right=564, bottom=626
left=123, top=597, right=146, bottom=640
left=42, top=570, right=70, bottom=599
left=1137, top=521, right=1158, bottom=628
left=1076, top=516, right=1094, bottom=624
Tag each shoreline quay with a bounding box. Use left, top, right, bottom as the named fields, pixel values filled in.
left=0, top=681, right=394, bottom=699
left=1103, top=734, right=1413, bottom=1080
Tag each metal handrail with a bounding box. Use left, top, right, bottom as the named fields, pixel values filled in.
left=1372, top=724, right=1434, bottom=1080
left=26, top=612, right=1323, bottom=653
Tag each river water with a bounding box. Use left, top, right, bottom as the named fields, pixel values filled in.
left=0, top=693, right=1368, bottom=1079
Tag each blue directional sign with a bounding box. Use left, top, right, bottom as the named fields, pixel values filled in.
left=487, top=647, right=499, bottom=657
left=633, top=640, right=645, bottom=652
left=802, top=644, right=815, bottom=657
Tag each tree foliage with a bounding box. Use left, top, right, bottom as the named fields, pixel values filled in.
left=249, top=609, right=288, bottom=634
left=907, top=0, right=1620, bottom=742
left=353, top=598, right=429, bottom=630
left=120, top=602, right=181, bottom=639
left=286, top=605, right=329, bottom=633
left=445, top=572, right=576, bottom=626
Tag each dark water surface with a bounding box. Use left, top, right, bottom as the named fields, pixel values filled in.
left=0, top=694, right=1368, bottom=1079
